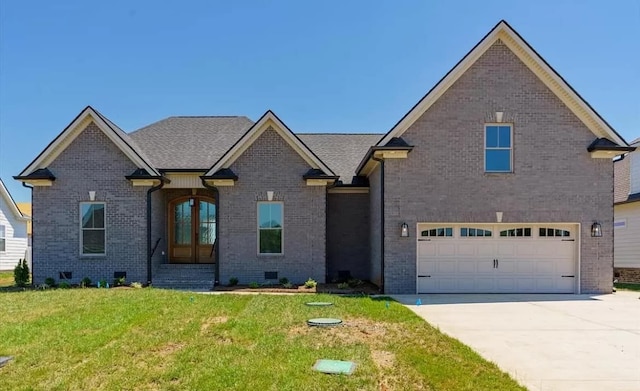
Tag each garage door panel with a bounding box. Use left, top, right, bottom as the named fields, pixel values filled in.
left=417, top=223, right=577, bottom=294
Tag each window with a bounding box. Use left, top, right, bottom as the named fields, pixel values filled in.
left=499, top=228, right=531, bottom=237
left=80, top=202, right=105, bottom=255
left=539, top=228, right=570, bottom=237
left=0, top=225, right=5, bottom=252
left=461, top=227, right=492, bottom=237
left=485, top=125, right=512, bottom=172
left=421, top=228, right=453, bottom=237
left=258, top=202, right=283, bottom=254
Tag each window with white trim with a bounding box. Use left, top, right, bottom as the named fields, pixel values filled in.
left=461, top=227, right=492, bottom=237
left=0, top=225, right=5, bottom=252
left=80, top=202, right=106, bottom=255
left=499, top=228, right=531, bottom=237
left=258, top=202, right=283, bottom=254
left=485, top=125, right=512, bottom=172
left=539, top=228, right=570, bottom=237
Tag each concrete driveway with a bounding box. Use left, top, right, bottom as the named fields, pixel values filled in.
left=392, top=292, right=640, bottom=391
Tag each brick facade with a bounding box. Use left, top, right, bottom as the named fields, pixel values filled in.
left=32, top=123, right=147, bottom=285
left=327, top=192, right=370, bottom=281
left=376, top=41, right=614, bottom=294
left=217, top=128, right=327, bottom=285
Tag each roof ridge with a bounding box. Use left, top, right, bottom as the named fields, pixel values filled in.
left=297, top=132, right=384, bottom=135
left=169, top=115, right=247, bottom=118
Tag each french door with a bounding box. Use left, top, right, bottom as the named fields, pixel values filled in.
left=169, top=196, right=216, bottom=263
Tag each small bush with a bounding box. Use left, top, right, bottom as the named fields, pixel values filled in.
left=114, top=276, right=126, bottom=286
left=81, top=277, right=92, bottom=288
left=44, top=277, right=56, bottom=287
left=248, top=282, right=260, bottom=289
left=13, top=258, right=30, bottom=287
left=98, top=279, right=108, bottom=288
left=279, top=277, right=289, bottom=286
left=130, top=282, right=143, bottom=289
left=304, top=278, right=317, bottom=289
left=58, top=281, right=71, bottom=289
left=337, top=282, right=349, bottom=289
left=282, top=282, right=293, bottom=289
left=228, top=277, right=239, bottom=286
left=347, top=278, right=363, bottom=288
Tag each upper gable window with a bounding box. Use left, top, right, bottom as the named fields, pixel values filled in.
left=80, top=202, right=106, bottom=255
left=485, top=125, right=512, bottom=172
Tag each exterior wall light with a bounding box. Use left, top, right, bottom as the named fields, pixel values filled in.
left=401, top=222, right=409, bottom=237
left=591, top=221, right=602, bottom=237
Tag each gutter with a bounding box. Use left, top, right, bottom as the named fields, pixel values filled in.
left=372, top=156, right=385, bottom=293
left=200, top=179, right=220, bottom=286
left=147, top=180, right=166, bottom=285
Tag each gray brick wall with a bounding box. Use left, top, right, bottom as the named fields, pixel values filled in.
left=327, top=192, right=370, bottom=281
left=369, top=166, right=382, bottom=286
left=32, top=122, right=147, bottom=285
left=378, top=41, right=614, bottom=294
left=217, top=128, right=326, bottom=285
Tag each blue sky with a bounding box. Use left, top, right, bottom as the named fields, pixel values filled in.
left=1, top=1, right=639, bottom=202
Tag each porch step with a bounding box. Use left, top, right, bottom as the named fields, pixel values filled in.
left=153, top=264, right=215, bottom=290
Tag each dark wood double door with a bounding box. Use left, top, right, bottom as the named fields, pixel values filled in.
left=169, top=196, right=216, bottom=264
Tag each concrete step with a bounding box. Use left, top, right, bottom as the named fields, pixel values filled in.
left=152, top=279, right=214, bottom=290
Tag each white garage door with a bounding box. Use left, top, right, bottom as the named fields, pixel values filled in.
left=417, top=224, right=577, bottom=293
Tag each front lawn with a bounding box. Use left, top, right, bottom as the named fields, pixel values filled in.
left=0, top=289, right=525, bottom=390
left=0, top=271, right=13, bottom=288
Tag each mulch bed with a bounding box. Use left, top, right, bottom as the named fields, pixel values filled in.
left=213, top=282, right=380, bottom=295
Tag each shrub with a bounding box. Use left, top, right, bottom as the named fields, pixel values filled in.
left=58, top=281, right=71, bottom=289
left=81, top=277, right=92, bottom=288
left=114, top=276, right=126, bottom=286
left=282, top=282, right=293, bottom=289
left=130, top=282, right=143, bottom=289
left=347, top=278, right=363, bottom=288
left=304, top=278, right=317, bottom=289
left=44, top=277, right=56, bottom=287
left=279, top=277, right=289, bottom=286
left=98, top=279, right=108, bottom=288
left=248, top=282, right=260, bottom=289
left=337, top=282, right=349, bottom=289
left=228, top=277, right=239, bottom=286
left=13, top=258, right=30, bottom=287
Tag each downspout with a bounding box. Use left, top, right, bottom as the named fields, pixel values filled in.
left=22, top=182, right=34, bottom=286
left=372, top=156, right=385, bottom=293
left=201, top=180, right=220, bottom=286
left=147, top=180, right=165, bottom=286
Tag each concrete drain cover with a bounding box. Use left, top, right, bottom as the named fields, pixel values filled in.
left=305, top=302, right=333, bottom=307
left=307, top=318, right=342, bottom=327
left=0, top=356, right=13, bottom=368
left=313, top=359, right=356, bottom=375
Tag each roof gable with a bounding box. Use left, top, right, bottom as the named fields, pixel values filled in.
left=0, top=179, right=28, bottom=221
left=204, top=111, right=336, bottom=177
left=377, top=20, right=630, bottom=148
left=18, top=106, right=159, bottom=177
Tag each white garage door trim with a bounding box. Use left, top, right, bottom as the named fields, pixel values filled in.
left=416, top=223, right=580, bottom=294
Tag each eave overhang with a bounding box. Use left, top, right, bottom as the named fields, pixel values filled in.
left=303, top=168, right=339, bottom=186
left=200, top=168, right=238, bottom=187
left=356, top=138, right=414, bottom=176
left=587, top=138, right=636, bottom=158
left=125, top=168, right=169, bottom=187
left=13, top=168, right=56, bottom=187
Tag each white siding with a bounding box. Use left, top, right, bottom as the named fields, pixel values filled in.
left=630, top=152, right=640, bottom=194
left=614, top=202, right=640, bottom=268
left=0, top=198, right=29, bottom=271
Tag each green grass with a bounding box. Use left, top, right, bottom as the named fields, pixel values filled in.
left=0, top=289, right=525, bottom=390
left=615, top=282, right=640, bottom=292
left=0, top=271, right=13, bottom=287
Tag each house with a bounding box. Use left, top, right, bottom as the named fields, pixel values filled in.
left=0, top=179, right=29, bottom=271
left=14, top=20, right=635, bottom=293
left=614, top=137, right=640, bottom=283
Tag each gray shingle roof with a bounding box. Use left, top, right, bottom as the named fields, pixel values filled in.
left=129, top=116, right=254, bottom=169
left=298, top=134, right=383, bottom=184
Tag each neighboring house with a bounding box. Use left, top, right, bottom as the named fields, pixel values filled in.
left=0, top=179, right=29, bottom=271
left=614, top=137, right=640, bottom=283
left=16, top=202, right=32, bottom=268
left=14, top=21, right=635, bottom=293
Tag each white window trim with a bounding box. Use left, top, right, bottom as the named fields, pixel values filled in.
left=257, top=201, right=284, bottom=256
left=484, top=123, right=513, bottom=173
left=0, top=224, right=5, bottom=252
left=79, top=202, right=106, bottom=257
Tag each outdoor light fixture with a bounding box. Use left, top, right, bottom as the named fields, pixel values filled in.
left=591, top=221, right=602, bottom=237
left=401, top=222, right=409, bottom=237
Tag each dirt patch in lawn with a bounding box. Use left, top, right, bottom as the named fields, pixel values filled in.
left=288, top=317, right=400, bottom=347
left=200, top=316, right=228, bottom=332
left=151, top=342, right=185, bottom=358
